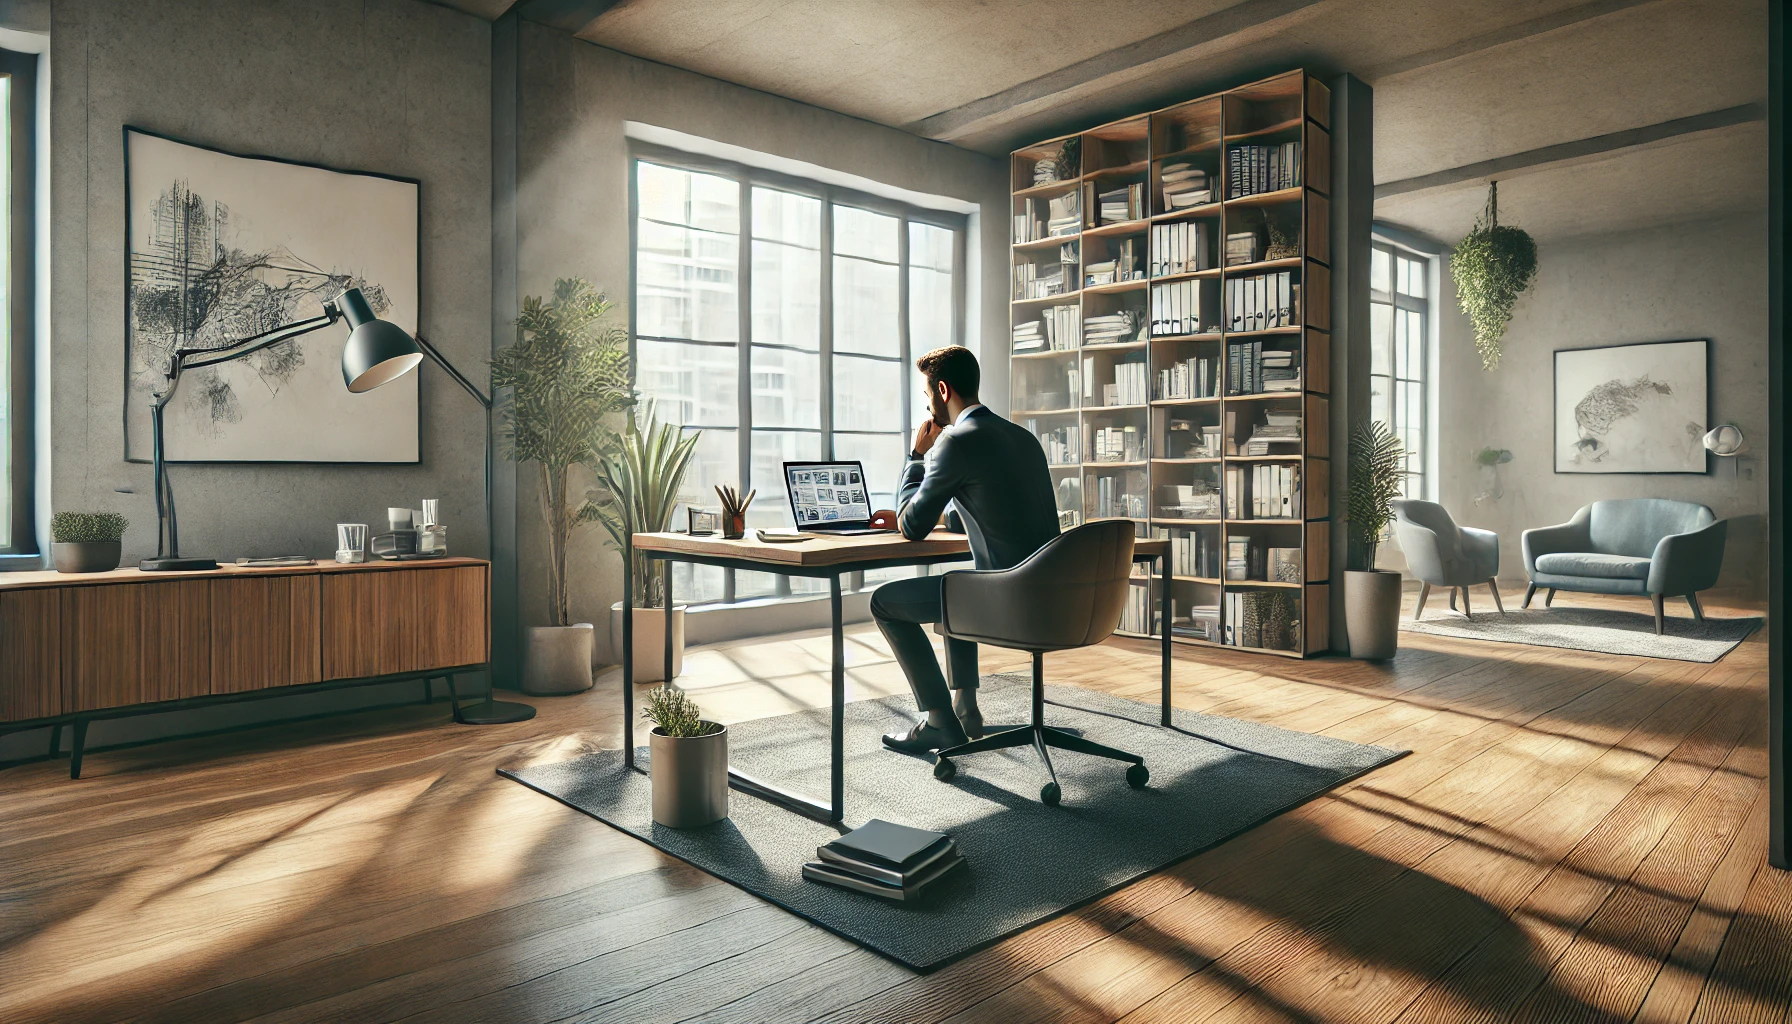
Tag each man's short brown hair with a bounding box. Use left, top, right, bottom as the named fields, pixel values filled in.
left=916, top=345, right=980, bottom=399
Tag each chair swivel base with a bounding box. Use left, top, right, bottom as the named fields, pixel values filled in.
left=933, top=723, right=1148, bottom=806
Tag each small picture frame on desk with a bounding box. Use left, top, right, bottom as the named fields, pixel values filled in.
left=687, top=508, right=721, bottom=536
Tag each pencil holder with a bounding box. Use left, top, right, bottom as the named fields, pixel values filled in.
left=723, top=512, right=746, bottom=540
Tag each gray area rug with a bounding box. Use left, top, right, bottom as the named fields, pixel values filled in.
left=499, top=675, right=1404, bottom=972
left=1401, top=606, right=1761, bottom=662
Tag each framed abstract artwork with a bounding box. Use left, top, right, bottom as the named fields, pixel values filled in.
left=124, top=127, right=420, bottom=463
left=1553, top=338, right=1709, bottom=474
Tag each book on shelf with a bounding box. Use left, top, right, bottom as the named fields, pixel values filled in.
left=1084, top=311, right=1141, bottom=346
left=1012, top=321, right=1045, bottom=352
left=1014, top=260, right=1068, bottom=300
left=1159, top=482, right=1221, bottom=520
left=1225, top=230, right=1261, bottom=266
left=1151, top=279, right=1214, bottom=336
left=1226, top=340, right=1298, bottom=395
left=1097, top=182, right=1146, bottom=224
left=1175, top=604, right=1223, bottom=641
left=1016, top=191, right=1083, bottom=242
left=1034, top=304, right=1080, bottom=350
left=1116, top=237, right=1144, bottom=281
left=1165, top=418, right=1222, bottom=458
left=1241, top=463, right=1301, bottom=518
left=1226, top=141, right=1301, bottom=200
left=1028, top=419, right=1081, bottom=465
left=1159, top=161, right=1212, bottom=210
left=1119, top=582, right=1157, bottom=635
left=803, top=819, right=965, bottom=901
left=1151, top=221, right=1209, bottom=277
left=1242, top=410, right=1301, bottom=456
left=1090, top=468, right=1146, bottom=518
left=1104, top=359, right=1149, bottom=406
left=1170, top=529, right=1221, bottom=578
left=1157, top=354, right=1218, bottom=400
left=1227, top=270, right=1297, bottom=332
left=1091, top=425, right=1145, bottom=464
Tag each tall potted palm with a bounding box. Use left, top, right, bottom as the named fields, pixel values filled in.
left=1345, top=420, right=1409, bottom=659
left=490, top=278, right=634, bottom=695
left=593, top=404, right=700, bottom=684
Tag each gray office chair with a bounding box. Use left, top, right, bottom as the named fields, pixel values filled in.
left=931, top=519, right=1149, bottom=806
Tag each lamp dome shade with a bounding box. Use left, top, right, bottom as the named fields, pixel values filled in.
left=1702, top=424, right=1748, bottom=457
left=336, top=287, right=423, bottom=393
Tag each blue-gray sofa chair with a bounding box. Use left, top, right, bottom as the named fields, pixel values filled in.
left=1521, top=499, right=1727, bottom=634
left=1392, top=499, right=1503, bottom=620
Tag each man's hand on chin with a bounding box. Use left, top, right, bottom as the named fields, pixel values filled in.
left=911, top=418, right=943, bottom=458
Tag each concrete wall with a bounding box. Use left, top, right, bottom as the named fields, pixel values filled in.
left=1430, top=214, right=1769, bottom=595
left=512, top=24, right=1010, bottom=660
left=51, top=0, right=492, bottom=566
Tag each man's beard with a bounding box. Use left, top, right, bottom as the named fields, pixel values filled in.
left=930, top=392, right=949, bottom=427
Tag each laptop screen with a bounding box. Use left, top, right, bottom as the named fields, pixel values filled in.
left=784, top=461, right=872, bottom=526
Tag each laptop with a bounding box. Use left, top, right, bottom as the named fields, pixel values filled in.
left=783, top=460, right=891, bottom=536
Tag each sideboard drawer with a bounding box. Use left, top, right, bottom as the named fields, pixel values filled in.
left=0, top=589, right=62, bottom=720
left=211, top=575, right=323, bottom=694
left=320, top=564, right=488, bottom=680
left=65, top=579, right=211, bottom=712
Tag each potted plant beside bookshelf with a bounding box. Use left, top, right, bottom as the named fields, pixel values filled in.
left=1344, top=421, right=1407, bottom=659
left=595, top=404, right=699, bottom=684
left=644, top=685, right=727, bottom=828
left=490, top=278, right=635, bottom=696
left=50, top=512, right=128, bottom=573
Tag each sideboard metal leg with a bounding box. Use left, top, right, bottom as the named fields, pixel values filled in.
left=69, top=719, right=89, bottom=780
left=49, top=723, right=62, bottom=759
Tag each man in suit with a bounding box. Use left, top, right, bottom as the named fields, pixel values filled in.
left=875, top=345, right=1061, bottom=754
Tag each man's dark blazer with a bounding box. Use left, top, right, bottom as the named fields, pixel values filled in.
left=895, top=405, right=1061, bottom=570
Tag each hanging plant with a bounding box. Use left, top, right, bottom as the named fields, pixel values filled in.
left=1451, top=181, right=1538, bottom=371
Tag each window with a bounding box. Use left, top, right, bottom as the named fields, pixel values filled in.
left=0, top=48, right=36, bottom=557
left=631, top=154, right=964, bottom=604
left=1369, top=241, right=1430, bottom=500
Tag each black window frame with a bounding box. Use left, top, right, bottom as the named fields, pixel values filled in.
left=627, top=142, right=968, bottom=604
left=1, top=46, right=37, bottom=557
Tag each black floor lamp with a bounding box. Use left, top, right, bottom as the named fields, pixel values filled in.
left=143, top=287, right=534, bottom=725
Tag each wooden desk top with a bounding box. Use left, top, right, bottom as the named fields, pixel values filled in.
left=632, top=529, right=1166, bottom=568
left=0, top=556, right=489, bottom=592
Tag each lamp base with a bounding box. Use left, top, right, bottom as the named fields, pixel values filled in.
left=140, top=556, right=221, bottom=572
left=454, top=698, right=537, bottom=725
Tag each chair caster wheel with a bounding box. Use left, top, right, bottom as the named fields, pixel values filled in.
left=933, top=757, right=956, bottom=782
left=1127, top=763, right=1149, bottom=788
left=1040, top=782, right=1061, bottom=806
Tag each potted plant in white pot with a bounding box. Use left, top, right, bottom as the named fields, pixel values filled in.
left=50, top=511, right=128, bottom=573
left=490, top=278, right=634, bottom=696
left=594, top=404, right=700, bottom=684
left=643, top=684, right=727, bottom=828
left=1344, top=420, right=1408, bottom=659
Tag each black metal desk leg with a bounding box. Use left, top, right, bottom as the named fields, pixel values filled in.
left=69, top=718, right=88, bottom=779
left=830, top=573, right=844, bottom=823
left=663, top=560, right=675, bottom=684
left=1160, top=552, right=1173, bottom=726
left=622, top=548, right=636, bottom=771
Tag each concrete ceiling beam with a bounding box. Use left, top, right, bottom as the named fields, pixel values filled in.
left=513, top=0, right=620, bottom=34
left=1359, top=0, right=1668, bottom=82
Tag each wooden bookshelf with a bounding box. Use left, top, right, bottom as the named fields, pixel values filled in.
left=1009, top=69, right=1333, bottom=657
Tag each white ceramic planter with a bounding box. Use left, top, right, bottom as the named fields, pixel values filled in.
left=650, top=722, right=728, bottom=828
left=1345, top=570, right=1403, bottom=660
left=610, top=604, right=686, bottom=684
left=520, top=623, right=595, bottom=695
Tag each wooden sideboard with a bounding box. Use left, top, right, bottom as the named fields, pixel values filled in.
left=0, top=558, right=490, bottom=776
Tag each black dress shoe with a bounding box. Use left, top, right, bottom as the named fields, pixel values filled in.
left=882, top=720, right=969, bottom=755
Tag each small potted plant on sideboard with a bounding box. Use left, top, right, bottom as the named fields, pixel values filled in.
left=644, top=685, right=728, bottom=828
left=51, top=512, right=128, bottom=573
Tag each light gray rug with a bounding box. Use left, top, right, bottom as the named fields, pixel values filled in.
left=500, top=675, right=1404, bottom=972
left=1401, top=606, right=1761, bottom=662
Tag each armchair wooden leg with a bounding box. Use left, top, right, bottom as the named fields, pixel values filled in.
left=1686, top=592, right=1705, bottom=621
left=1487, top=579, right=1505, bottom=614
left=1522, top=582, right=1537, bottom=608
left=1652, top=594, right=1665, bottom=635
left=1460, top=586, right=1472, bottom=620
left=1544, top=588, right=1556, bottom=608
left=1413, top=582, right=1431, bottom=621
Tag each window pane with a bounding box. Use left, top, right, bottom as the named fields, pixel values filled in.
left=672, top=561, right=727, bottom=605
left=753, top=239, right=820, bottom=350
left=833, top=354, right=902, bottom=432
left=636, top=339, right=738, bottom=428
left=1398, top=256, right=1426, bottom=298
left=639, top=161, right=738, bottom=233
left=834, top=432, right=904, bottom=511
left=750, top=428, right=821, bottom=525
left=751, top=346, right=820, bottom=428
left=833, top=256, right=899, bottom=356
left=636, top=220, right=738, bottom=343
left=909, top=221, right=954, bottom=272
left=833, top=205, right=898, bottom=262
left=678, top=427, right=739, bottom=506
left=1370, top=302, right=1392, bottom=377
left=1370, top=373, right=1391, bottom=428
left=1371, top=247, right=1392, bottom=295
left=753, top=187, right=820, bottom=247
left=909, top=265, right=953, bottom=354
left=1399, top=309, right=1424, bottom=381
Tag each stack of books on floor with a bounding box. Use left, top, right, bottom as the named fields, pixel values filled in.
left=1226, top=142, right=1301, bottom=199
left=1097, top=182, right=1145, bottom=224
left=1084, top=312, right=1140, bottom=346
left=1160, top=162, right=1212, bottom=209
left=1151, top=221, right=1209, bottom=276
left=803, top=819, right=964, bottom=901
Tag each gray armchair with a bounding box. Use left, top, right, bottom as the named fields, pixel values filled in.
left=1522, top=498, right=1726, bottom=634
left=1392, top=499, right=1503, bottom=620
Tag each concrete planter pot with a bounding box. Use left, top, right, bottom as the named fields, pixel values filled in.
left=610, top=604, right=686, bottom=684
left=1345, top=570, right=1403, bottom=660
left=520, top=623, right=595, bottom=695
left=52, top=541, right=122, bottom=573
left=650, top=723, right=728, bottom=828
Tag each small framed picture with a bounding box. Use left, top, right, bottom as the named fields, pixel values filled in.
left=687, top=508, right=722, bottom=535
